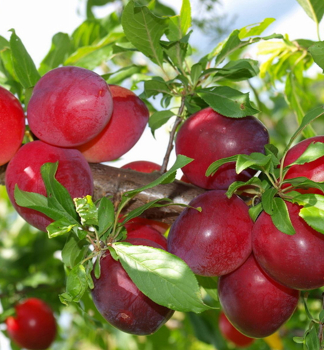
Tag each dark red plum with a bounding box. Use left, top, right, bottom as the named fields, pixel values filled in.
left=0, top=86, right=25, bottom=166
left=167, top=190, right=253, bottom=276
left=175, top=107, right=269, bottom=190
left=27, top=66, right=113, bottom=147
left=91, top=237, right=174, bottom=335
left=5, top=140, right=94, bottom=232
left=6, top=298, right=57, bottom=350
left=253, top=201, right=324, bottom=290
left=77, top=85, right=149, bottom=162
left=218, top=254, right=299, bottom=338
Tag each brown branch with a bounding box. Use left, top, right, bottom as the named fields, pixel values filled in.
left=0, top=162, right=205, bottom=225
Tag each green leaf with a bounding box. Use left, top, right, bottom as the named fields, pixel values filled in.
left=60, top=265, right=88, bottom=305
left=284, top=106, right=324, bottom=155
left=180, top=0, right=191, bottom=36
left=97, top=197, right=115, bottom=237
left=309, top=41, right=324, bottom=71
left=46, top=217, right=78, bottom=238
left=121, top=1, right=168, bottom=67
left=14, top=185, right=69, bottom=222
left=9, top=29, right=41, bottom=88
left=212, top=59, right=259, bottom=81
left=249, top=202, right=263, bottom=222
left=102, top=65, right=145, bottom=85
left=149, top=110, right=175, bottom=136
left=296, top=0, right=324, bottom=24
left=292, top=193, right=324, bottom=233
left=71, top=19, right=108, bottom=49
left=197, top=86, right=259, bottom=118
left=195, top=275, right=218, bottom=302
left=74, top=195, right=98, bottom=226
left=285, top=73, right=315, bottom=138
left=239, top=18, right=276, bottom=39
left=62, top=232, right=89, bottom=268
left=143, top=79, right=172, bottom=98
left=112, top=242, right=212, bottom=313
left=39, top=32, right=71, bottom=75
left=288, top=141, right=324, bottom=166
left=94, top=256, right=101, bottom=279
left=226, top=177, right=264, bottom=198
left=40, top=162, right=79, bottom=222
left=305, top=324, right=320, bottom=350
left=206, top=155, right=238, bottom=177
left=122, top=155, right=193, bottom=201
left=216, top=29, right=283, bottom=65
left=236, top=153, right=272, bottom=174
left=283, top=177, right=324, bottom=194
left=261, top=188, right=278, bottom=215
left=271, top=197, right=296, bottom=235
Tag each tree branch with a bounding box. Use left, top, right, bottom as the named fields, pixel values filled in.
left=0, top=162, right=205, bottom=225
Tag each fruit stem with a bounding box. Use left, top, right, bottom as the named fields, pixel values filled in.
left=160, top=95, right=186, bottom=173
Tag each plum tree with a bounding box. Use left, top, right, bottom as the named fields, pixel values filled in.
left=77, top=85, right=149, bottom=163
left=175, top=107, right=269, bottom=189
left=167, top=190, right=253, bottom=276
left=0, top=86, right=25, bottom=166
left=27, top=66, right=113, bottom=147
left=6, top=298, right=57, bottom=350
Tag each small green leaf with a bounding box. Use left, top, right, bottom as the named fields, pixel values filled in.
left=293, top=336, right=305, bottom=344
left=206, top=155, right=238, bottom=177
left=261, top=188, right=278, bottom=215
left=283, top=177, right=324, bottom=194
left=41, top=162, right=79, bottom=222
left=39, top=32, right=71, bottom=75
left=249, top=202, right=263, bottom=222
left=271, top=198, right=296, bottom=235
left=305, top=324, right=320, bottom=350
left=62, top=232, right=89, bottom=268
left=144, top=79, right=172, bottom=98
left=46, top=217, right=78, bottom=238
left=112, top=242, right=212, bottom=313
left=121, top=1, right=168, bottom=67
left=94, top=256, right=101, bottom=279
left=74, top=195, right=98, bottom=226
left=296, top=0, right=324, bottom=24
left=226, top=177, right=264, bottom=198
left=288, top=141, right=324, bottom=166
left=102, top=65, right=145, bottom=85
left=319, top=309, right=324, bottom=322
left=64, top=264, right=88, bottom=303
left=149, top=110, right=175, bottom=136
left=212, top=59, right=259, bottom=81
left=197, top=86, right=259, bottom=118
left=180, top=0, right=191, bottom=36
left=98, top=197, right=115, bottom=237
left=122, top=155, right=193, bottom=201
left=9, top=29, right=41, bottom=88
left=195, top=275, right=218, bottom=302
left=300, top=206, right=324, bottom=234
left=239, top=18, right=276, bottom=39
left=309, top=41, right=324, bottom=71
left=236, top=153, right=272, bottom=174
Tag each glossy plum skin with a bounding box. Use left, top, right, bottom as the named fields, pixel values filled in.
left=121, top=160, right=161, bottom=173
left=218, top=312, right=255, bottom=348
left=283, top=136, right=324, bottom=194
left=77, top=85, right=149, bottom=162
left=5, top=140, right=94, bottom=232
left=218, top=254, right=299, bottom=338
left=167, top=190, right=253, bottom=276
left=6, top=298, right=57, bottom=350
left=253, top=201, right=324, bottom=290
left=175, top=107, right=269, bottom=190
left=0, top=86, right=25, bottom=166
left=27, top=66, right=113, bottom=147
left=91, top=237, right=174, bottom=335
left=124, top=222, right=168, bottom=249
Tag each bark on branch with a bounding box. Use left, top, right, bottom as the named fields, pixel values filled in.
left=0, top=163, right=205, bottom=225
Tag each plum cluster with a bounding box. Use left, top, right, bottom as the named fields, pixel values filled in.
left=3, top=66, right=149, bottom=232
